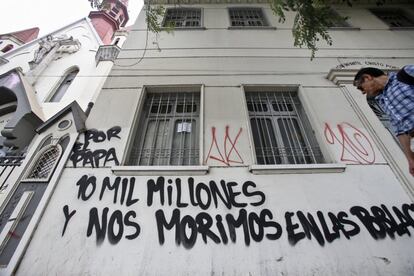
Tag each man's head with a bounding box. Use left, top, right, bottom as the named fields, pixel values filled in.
left=354, top=67, right=388, bottom=98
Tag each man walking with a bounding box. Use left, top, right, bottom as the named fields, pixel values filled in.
left=354, top=65, right=414, bottom=176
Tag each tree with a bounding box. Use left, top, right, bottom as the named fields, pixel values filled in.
left=89, top=0, right=385, bottom=58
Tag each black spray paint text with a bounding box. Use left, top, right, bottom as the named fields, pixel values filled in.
left=62, top=175, right=141, bottom=245
left=62, top=175, right=414, bottom=247
left=147, top=176, right=265, bottom=209
left=70, top=126, right=121, bottom=168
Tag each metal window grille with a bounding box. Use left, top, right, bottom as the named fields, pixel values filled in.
left=367, top=98, right=401, bottom=148
left=26, top=145, right=61, bottom=180
left=229, top=8, right=268, bottom=27
left=128, top=92, right=200, bottom=166
left=246, top=91, right=324, bottom=165
left=163, top=8, right=201, bottom=28
left=371, top=9, right=414, bottom=28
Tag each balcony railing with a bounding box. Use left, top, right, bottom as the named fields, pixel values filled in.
left=95, top=45, right=121, bottom=65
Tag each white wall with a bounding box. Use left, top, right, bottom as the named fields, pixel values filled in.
left=0, top=18, right=112, bottom=118
left=13, top=3, right=414, bottom=275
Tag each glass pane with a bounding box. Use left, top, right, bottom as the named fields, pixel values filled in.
left=272, top=101, right=293, bottom=112
left=139, top=119, right=170, bottom=165
left=27, top=146, right=60, bottom=179
left=247, top=102, right=267, bottom=112
left=250, top=118, right=280, bottom=164
left=50, top=69, right=79, bottom=102
left=150, top=104, right=171, bottom=114
left=278, top=118, right=312, bottom=164
left=176, top=102, right=197, bottom=113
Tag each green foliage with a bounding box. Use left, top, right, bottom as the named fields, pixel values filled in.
left=146, top=5, right=167, bottom=33
left=266, top=0, right=384, bottom=58
left=270, top=0, right=347, bottom=59
left=88, top=0, right=110, bottom=10
left=90, top=0, right=386, bottom=59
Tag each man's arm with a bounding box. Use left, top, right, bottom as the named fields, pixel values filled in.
left=397, top=134, right=414, bottom=176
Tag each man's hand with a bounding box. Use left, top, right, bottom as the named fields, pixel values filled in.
left=397, top=134, right=414, bottom=177
left=409, top=157, right=414, bottom=177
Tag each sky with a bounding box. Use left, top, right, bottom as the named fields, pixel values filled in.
left=0, top=0, right=143, bottom=37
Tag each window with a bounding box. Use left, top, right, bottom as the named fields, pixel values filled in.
left=246, top=90, right=324, bottom=165
left=367, top=98, right=401, bottom=147
left=371, top=9, right=414, bottom=28
left=24, top=145, right=62, bottom=181
left=109, top=6, right=120, bottom=17
left=229, top=8, right=268, bottom=27
left=49, top=68, right=79, bottom=102
left=127, top=91, right=200, bottom=166
left=163, top=8, right=202, bottom=28
left=1, top=44, right=14, bottom=53
left=327, top=9, right=350, bottom=28
left=118, top=14, right=124, bottom=25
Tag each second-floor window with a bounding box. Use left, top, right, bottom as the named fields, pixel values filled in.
left=327, top=9, right=350, bottom=28
left=163, top=8, right=202, bottom=28
left=371, top=9, right=414, bottom=28
left=229, top=8, right=268, bottom=27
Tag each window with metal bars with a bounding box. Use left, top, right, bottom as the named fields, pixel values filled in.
left=163, top=8, right=202, bottom=28
left=24, top=145, right=62, bottom=181
left=229, top=8, right=268, bottom=27
left=127, top=92, right=200, bottom=166
left=367, top=98, right=402, bottom=148
left=246, top=90, right=324, bottom=165
left=371, top=9, right=414, bottom=28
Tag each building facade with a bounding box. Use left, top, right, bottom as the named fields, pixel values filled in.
left=0, top=1, right=130, bottom=274
left=2, top=0, right=414, bottom=275
left=0, top=27, right=40, bottom=55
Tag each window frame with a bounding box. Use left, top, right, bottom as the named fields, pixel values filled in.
left=326, top=8, right=354, bottom=29
left=370, top=8, right=414, bottom=29
left=123, top=85, right=205, bottom=168
left=46, top=66, right=79, bottom=103
left=21, top=144, right=63, bottom=183
left=244, top=86, right=325, bottom=166
left=227, top=7, right=273, bottom=29
left=1, top=44, right=14, bottom=53
left=162, top=7, right=204, bottom=30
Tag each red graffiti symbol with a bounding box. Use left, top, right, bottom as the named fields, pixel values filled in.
left=206, top=126, right=244, bottom=166
left=324, top=122, right=375, bottom=164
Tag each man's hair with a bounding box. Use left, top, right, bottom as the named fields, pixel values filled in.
left=354, top=67, right=386, bottom=83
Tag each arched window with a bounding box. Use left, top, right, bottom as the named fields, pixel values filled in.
left=49, top=68, right=79, bottom=102
left=24, top=144, right=62, bottom=181
left=1, top=44, right=14, bottom=53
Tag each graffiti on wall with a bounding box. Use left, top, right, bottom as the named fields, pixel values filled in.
left=335, top=61, right=398, bottom=70
left=62, top=175, right=414, bottom=248
left=69, top=126, right=121, bottom=168
left=205, top=126, right=244, bottom=166
left=324, top=122, right=376, bottom=164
